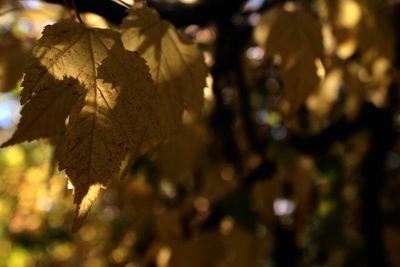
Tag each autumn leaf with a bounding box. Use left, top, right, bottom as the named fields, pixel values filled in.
left=120, top=3, right=207, bottom=135
left=254, top=5, right=324, bottom=111
left=3, top=3, right=207, bottom=232
left=3, top=20, right=163, bottom=231
left=0, top=34, right=31, bottom=92
left=2, top=77, right=79, bottom=146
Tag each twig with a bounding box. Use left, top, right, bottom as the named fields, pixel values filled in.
left=70, top=0, right=84, bottom=24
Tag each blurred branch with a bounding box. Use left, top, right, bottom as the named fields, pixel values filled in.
left=42, top=0, right=127, bottom=24
left=41, top=0, right=249, bottom=26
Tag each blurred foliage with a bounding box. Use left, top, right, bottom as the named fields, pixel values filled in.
left=0, top=0, right=400, bottom=267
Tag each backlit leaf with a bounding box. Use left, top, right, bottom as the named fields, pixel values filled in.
left=254, top=5, right=324, bottom=111
left=120, top=3, right=206, bottom=135
left=2, top=78, right=79, bottom=146
left=3, top=20, right=161, bottom=231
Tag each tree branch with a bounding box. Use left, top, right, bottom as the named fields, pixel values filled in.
left=41, top=0, right=252, bottom=26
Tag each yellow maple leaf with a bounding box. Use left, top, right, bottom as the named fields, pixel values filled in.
left=3, top=20, right=163, bottom=231
left=120, top=3, right=207, bottom=136
left=254, top=5, right=324, bottom=112
left=2, top=77, right=79, bottom=146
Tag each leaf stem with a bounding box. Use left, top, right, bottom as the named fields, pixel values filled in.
left=62, top=0, right=76, bottom=21
left=70, top=0, right=84, bottom=24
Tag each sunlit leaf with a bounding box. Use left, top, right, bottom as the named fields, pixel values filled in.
left=254, top=5, right=324, bottom=111
left=120, top=3, right=207, bottom=135
left=2, top=78, right=78, bottom=146
left=3, top=20, right=163, bottom=231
